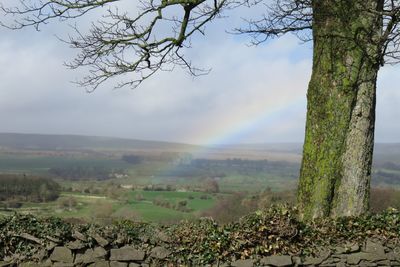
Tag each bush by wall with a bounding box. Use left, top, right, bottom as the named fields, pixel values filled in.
left=0, top=206, right=399, bottom=266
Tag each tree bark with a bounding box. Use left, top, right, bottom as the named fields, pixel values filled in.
left=297, top=0, right=382, bottom=220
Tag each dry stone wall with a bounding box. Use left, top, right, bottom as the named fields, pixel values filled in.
left=1, top=229, right=400, bottom=266
left=1, top=238, right=399, bottom=266
left=1, top=208, right=400, bottom=266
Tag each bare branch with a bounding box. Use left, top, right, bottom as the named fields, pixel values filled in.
left=3, top=0, right=400, bottom=90
left=234, top=0, right=312, bottom=44
left=1, top=0, right=233, bottom=90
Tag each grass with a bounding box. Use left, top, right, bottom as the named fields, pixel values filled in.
left=127, top=190, right=216, bottom=220
left=124, top=201, right=191, bottom=222
left=1, top=190, right=217, bottom=223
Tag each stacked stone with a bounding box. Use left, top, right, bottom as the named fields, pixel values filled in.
left=1, top=237, right=400, bottom=266
left=229, top=239, right=400, bottom=267
left=0, top=229, right=172, bottom=267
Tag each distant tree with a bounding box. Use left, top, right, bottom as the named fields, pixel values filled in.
left=105, top=183, right=123, bottom=199
left=134, top=193, right=145, bottom=201
left=0, top=174, right=60, bottom=203
left=122, top=155, right=143, bottom=165
left=49, top=165, right=114, bottom=181
left=370, top=187, right=400, bottom=212
left=202, top=192, right=249, bottom=223
left=4, top=0, right=400, bottom=220
left=59, top=196, right=78, bottom=211
left=203, top=178, right=220, bottom=193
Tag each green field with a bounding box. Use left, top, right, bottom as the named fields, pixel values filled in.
left=0, top=190, right=217, bottom=223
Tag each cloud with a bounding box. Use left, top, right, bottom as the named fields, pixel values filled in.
left=0, top=3, right=398, bottom=144
left=376, top=65, right=400, bottom=142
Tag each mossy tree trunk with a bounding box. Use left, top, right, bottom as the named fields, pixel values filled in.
left=297, top=0, right=383, bottom=220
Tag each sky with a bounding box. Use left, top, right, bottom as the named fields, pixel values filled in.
left=0, top=1, right=399, bottom=145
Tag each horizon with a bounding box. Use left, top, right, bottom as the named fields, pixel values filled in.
left=0, top=131, right=399, bottom=147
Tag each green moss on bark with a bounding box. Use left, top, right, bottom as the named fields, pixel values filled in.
left=297, top=0, right=381, bottom=221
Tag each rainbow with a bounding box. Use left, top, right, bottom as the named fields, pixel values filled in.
left=152, top=93, right=306, bottom=178
left=190, top=95, right=306, bottom=153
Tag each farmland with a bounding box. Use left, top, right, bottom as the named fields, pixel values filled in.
left=0, top=133, right=399, bottom=223
left=0, top=190, right=217, bottom=223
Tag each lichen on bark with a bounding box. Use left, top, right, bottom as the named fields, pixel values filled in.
left=297, top=0, right=382, bottom=220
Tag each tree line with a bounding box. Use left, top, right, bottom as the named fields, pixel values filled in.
left=48, top=166, right=126, bottom=181
left=0, top=174, right=60, bottom=204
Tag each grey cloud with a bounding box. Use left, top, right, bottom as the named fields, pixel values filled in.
left=0, top=5, right=399, bottom=144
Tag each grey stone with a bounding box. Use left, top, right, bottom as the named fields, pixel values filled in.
left=116, top=234, right=127, bottom=245
left=260, top=255, right=293, bottom=266
left=347, top=253, right=366, bottom=265
left=128, top=263, right=141, bottom=267
left=66, top=240, right=86, bottom=250
left=231, top=259, right=255, bottom=267
left=88, top=260, right=110, bottom=267
left=75, top=247, right=107, bottom=264
left=365, top=240, right=386, bottom=256
left=93, top=233, right=110, bottom=247
left=376, top=259, right=391, bottom=266
left=50, top=247, right=74, bottom=263
left=32, top=249, right=47, bottom=261
left=46, top=235, right=61, bottom=243
left=303, top=256, right=325, bottom=265
left=19, top=262, right=39, bottom=267
left=347, top=252, right=387, bottom=265
left=332, top=254, right=346, bottom=260
left=93, top=247, right=108, bottom=258
left=303, top=248, right=331, bottom=265
left=150, top=246, right=171, bottom=259
left=334, top=246, right=347, bottom=254
left=387, top=252, right=397, bottom=261
left=335, top=243, right=360, bottom=254
left=72, top=230, right=87, bottom=241
left=110, top=246, right=146, bottom=262
left=109, top=261, right=129, bottom=267
left=74, top=253, right=85, bottom=264
left=349, top=244, right=361, bottom=253
left=40, top=259, right=53, bottom=267
left=46, top=241, right=58, bottom=251
left=358, top=261, right=377, bottom=267
left=157, top=231, right=172, bottom=243
left=292, top=256, right=301, bottom=267
left=393, top=248, right=400, bottom=261
left=320, top=258, right=339, bottom=266
left=210, top=262, right=229, bottom=267
left=17, top=233, right=43, bottom=245
left=53, top=263, right=75, bottom=267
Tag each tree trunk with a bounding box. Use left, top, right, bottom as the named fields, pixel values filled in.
left=297, top=1, right=382, bottom=220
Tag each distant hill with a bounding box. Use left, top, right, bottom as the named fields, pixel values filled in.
left=0, top=133, right=399, bottom=163
left=0, top=133, right=199, bottom=152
